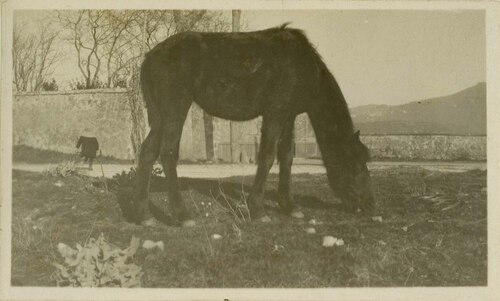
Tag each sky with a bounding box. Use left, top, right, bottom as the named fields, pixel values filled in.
left=244, top=10, right=485, bottom=107
left=14, top=9, right=485, bottom=107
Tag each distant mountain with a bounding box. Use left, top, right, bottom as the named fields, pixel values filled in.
left=351, top=82, right=486, bottom=135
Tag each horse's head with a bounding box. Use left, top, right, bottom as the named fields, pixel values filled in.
left=327, top=131, right=374, bottom=212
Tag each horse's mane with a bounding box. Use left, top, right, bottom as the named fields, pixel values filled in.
left=274, top=23, right=361, bottom=166
left=276, top=24, right=355, bottom=138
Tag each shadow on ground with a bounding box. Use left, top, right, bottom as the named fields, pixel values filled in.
left=109, top=174, right=340, bottom=225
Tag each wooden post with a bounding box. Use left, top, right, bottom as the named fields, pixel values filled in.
left=230, top=10, right=241, bottom=163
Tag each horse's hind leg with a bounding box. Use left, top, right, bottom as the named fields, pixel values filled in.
left=248, top=117, right=286, bottom=220
left=277, top=118, right=303, bottom=218
left=133, top=128, right=162, bottom=224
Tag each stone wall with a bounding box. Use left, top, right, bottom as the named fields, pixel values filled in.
left=13, top=91, right=486, bottom=162
left=294, top=135, right=486, bottom=161
left=14, top=90, right=133, bottom=159
left=13, top=90, right=206, bottom=161
left=292, top=113, right=486, bottom=161
left=361, top=135, right=486, bottom=161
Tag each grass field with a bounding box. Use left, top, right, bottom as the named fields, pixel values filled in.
left=11, top=166, right=487, bottom=287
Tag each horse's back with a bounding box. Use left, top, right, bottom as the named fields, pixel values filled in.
left=142, top=26, right=323, bottom=121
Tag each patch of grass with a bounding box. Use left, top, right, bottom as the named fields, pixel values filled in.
left=11, top=167, right=487, bottom=287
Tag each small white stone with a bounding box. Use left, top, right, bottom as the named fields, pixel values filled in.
left=212, top=234, right=222, bottom=240
left=308, top=219, right=317, bottom=225
left=156, top=241, right=164, bottom=251
left=54, top=181, right=64, bottom=187
left=182, top=220, right=196, bottom=228
left=273, top=244, right=284, bottom=251
left=141, top=218, right=158, bottom=227
left=142, top=240, right=156, bottom=249
left=291, top=211, right=304, bottom=219
left=402, top=226, right=408, bottom=232
left=334, top=239, right=345, bottom=246
left=378, top=240, right=387, bottom=246
left=372, top=216, right=383, bottom=222
left=323, top=236, right=338, bottom=247
left=260, top=216, right=272, bottom=223
left=143, top=240, right=164, bottom=251
left=306, top=227, right=316, bottom=234
left=71, top=205, right=76, bottom=210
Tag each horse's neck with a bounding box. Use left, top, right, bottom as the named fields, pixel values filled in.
left=308, top=90, right=354, bottom=138
left=307, top=94, right=354, bottom=165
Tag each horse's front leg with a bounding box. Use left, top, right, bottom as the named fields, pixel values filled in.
left=159, top=122, right=196, bottom=227
left=248, top=118, right=284, bottom=220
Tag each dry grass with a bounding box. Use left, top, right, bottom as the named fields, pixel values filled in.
left=11, top=166, right=487, bottom=287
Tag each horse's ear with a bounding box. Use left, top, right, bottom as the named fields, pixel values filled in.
left=353, top=130, right=360, bottom=140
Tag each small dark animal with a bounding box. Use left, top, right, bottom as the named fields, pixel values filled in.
left=133, top=24, right=374, bottom=226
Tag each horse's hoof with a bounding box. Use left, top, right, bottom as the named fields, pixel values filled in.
left=259, top=215, right=272, bottom=223
left=141, top=217, right=159, bottom=227
left=182, top=219, right=196, bottom=227
left=249, top=205, right=266, bottom=221
left=291, top=210, right=304, bottom=219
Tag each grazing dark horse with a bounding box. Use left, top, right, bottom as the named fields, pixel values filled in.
left=133, top=24, right=374, bottom=226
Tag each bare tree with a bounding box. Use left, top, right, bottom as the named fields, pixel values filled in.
left=101, top=11, right=141, bottom=88
left=13, top=20, right=60, bottom=92
left=13, top=21, right=35, bottom=92
left=57, top=9, right=230, bottom=161
left=57, top=10, right=114, bottom=89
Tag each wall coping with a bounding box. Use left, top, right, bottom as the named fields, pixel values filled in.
left=359, top=134, right=487, bottom=137
left=14, top=88, right=128, bottom=97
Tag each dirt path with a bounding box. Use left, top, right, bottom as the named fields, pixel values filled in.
left=13, top=160, right=486, bottom=179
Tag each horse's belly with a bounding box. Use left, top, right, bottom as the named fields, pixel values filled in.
left=194, top=79, right=266, bottom=121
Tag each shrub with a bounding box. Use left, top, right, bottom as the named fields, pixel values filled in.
left=42, top=79, right=58, bottom=91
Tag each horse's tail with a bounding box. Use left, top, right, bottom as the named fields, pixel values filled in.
left=140, top=56, right=162, bottom=130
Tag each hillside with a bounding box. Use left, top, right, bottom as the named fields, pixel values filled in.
left=351, top=82, right=486, bottom=135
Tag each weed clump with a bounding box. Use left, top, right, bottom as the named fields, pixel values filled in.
left=43, top=161, right=78, bottom=178
left=53, top=234, right=142, bottom=287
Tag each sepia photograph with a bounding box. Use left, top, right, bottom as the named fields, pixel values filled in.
left=1, top=1, right=499, bottom=300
